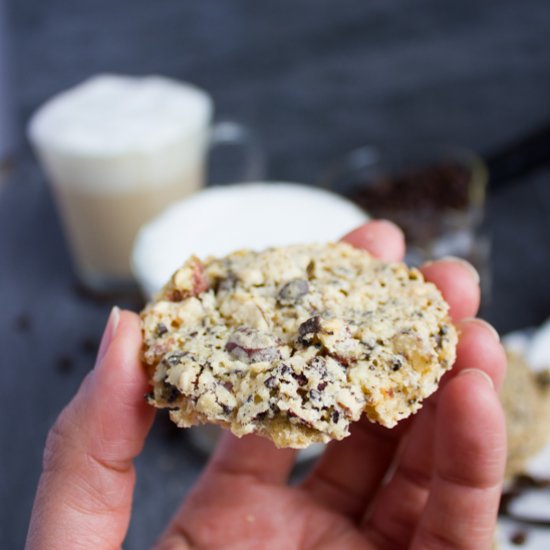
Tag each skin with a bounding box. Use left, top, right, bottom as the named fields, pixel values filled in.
left=26, top=221, right=507, bottom=550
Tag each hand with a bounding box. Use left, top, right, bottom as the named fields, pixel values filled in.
left=26, top=221, right=507, bottom=550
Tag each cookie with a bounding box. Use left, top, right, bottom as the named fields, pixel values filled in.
left=501, top=349, right=550, bottom=479
left=141, top=243, right=457, bottom=448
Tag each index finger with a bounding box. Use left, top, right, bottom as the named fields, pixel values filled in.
left=26, top=310, right=154, bottom=550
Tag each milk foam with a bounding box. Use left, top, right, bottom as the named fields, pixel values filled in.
left=28, top=75, right=213, bottom=193
left=29, top=74, right=212, bottom=155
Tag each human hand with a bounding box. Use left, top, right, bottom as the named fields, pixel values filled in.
left=26, top=221, right=506, bottom=550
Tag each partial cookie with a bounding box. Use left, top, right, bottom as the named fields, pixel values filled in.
left=501, top=349, right=550, bottom=479
left=141, top=242, right=457, bottom=448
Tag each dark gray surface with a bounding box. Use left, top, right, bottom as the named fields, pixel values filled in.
left=1, top=0, right=550, bottom=548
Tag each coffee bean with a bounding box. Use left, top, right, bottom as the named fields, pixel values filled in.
left=510, top=530, right=528, bottom=545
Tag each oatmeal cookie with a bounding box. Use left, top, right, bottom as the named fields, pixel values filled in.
left=141, top=243, right=457, bottom=448
left=501, top=349, right=550, bottom=479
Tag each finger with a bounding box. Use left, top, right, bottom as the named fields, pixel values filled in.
left=341, top=220, right=406, bottom=261
left=421, top=258, right=480, bottom=321
left=26, top=309, right=155, bottom=550
left=452, top=318, right=505, bottom=391
left=362, top=318, right=505, bottom=547
left=157, top=433, right=298, bottom=548
left=206, top=432, right=298, bottom=484
left=425, top=317, right=505, bottom=403
left=302, top=420, right=409, bottom=520
left=411, top=369, right=506, bottom=550
left=361, top=410, right=433, bottom=547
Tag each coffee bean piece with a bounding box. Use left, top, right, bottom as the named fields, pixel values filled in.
left=510, top=530, right=528, bottom=546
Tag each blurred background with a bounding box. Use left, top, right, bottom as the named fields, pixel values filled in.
left=1, top=0, right=550, bottom=547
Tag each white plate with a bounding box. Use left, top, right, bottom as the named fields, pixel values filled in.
left=132, top=182, right=367, bottom=297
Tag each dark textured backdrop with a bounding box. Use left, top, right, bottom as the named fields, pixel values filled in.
left=1, top=0, right=550, bottom=548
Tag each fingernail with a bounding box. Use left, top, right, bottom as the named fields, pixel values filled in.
left=461, top=317, right=500, bottom=341
left=458, top=368, right=494, bottom=390
left=439, top=256, right=480, bottom=285
left=96, top=306, right=120, bottom=367
left=377, top=219, right=404, bottom=236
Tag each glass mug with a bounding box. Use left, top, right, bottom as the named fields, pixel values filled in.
left=319, top=142, right=491, bottom=295
left=28, top=75, right=264, bottom=293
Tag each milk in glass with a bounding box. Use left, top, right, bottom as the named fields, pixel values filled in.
left=28, top=75, right=213, bottom=291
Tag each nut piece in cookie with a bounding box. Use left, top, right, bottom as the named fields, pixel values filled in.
left=141, top=243, right=457, bottom=449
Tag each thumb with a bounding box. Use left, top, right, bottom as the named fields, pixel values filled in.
left=26, top=308, right=155, bottom=550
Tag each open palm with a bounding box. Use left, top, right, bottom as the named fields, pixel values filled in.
left=27, top=221, right=506, bottom=550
